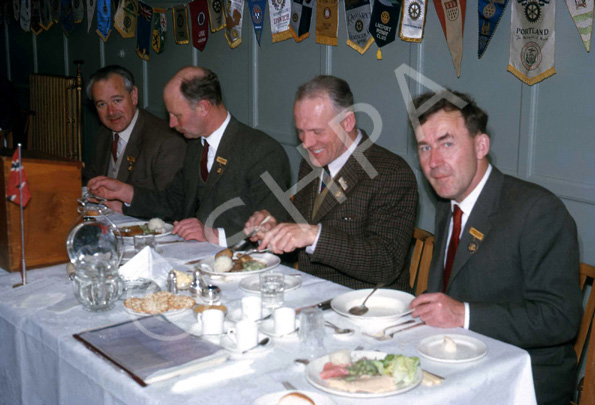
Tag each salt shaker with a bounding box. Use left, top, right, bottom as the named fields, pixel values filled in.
left=167, top=270, right=178, bottom=294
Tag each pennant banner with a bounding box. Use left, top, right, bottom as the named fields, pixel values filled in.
left=269, top=0, right=292, bottom=42
left=316, top=0, right=338, bottom=45
left=14, top=0, right=20, bottom=22
left=289, top=0, right=313, bottom=42
left=369, top=0, right=402, bottom=59
left=173, top=4, right=190, bottom=44
left=40, top=0, right=53, bottom=29
left=50, top=0, right=59, bottom=22
left=434, top=0, right=466, bottom=77
left=60, top=0, right=73, bottom=35
left=344, top=0, right=373, bottom=54
left=247, top=0, right=266, bottom=45
left=136, top=0, right=152, bottom=60
left=7, top=150, right=32, bottom=207
left=565, top=0, right=593, bottom=52
left=478, top=0, right=509, bottom=58
left=20, top=0, right=30, bottom=31
left=189, top=0, right=209, bottom=50
left=224, top=0, right=244, bottom=47
left=114, top=0, right=138, bottom=38
left=72, top=0, right=83, bottom=23
left=208, top=0, right=225, bottom=32
left=152, top=7, right=167, bottom=53
left=96, top=0, right=111, bottom=41
left=86, top=0, right=95, bottom=31
left=400, top=0, right=428, bottom=42
left=31, top=0, right=41, bottom=33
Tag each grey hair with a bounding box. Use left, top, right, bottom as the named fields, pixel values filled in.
left=179, top=68, right=222, bottom=107
left=295, top=75, right=354, bottom=113
left=86, top=65, right=135, bottom=100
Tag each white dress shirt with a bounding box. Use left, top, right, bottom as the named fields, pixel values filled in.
left=109, top=109, right=139, bottom=178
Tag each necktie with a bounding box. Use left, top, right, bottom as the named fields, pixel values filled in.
left=443, top=205, right=463, bottom=292
left=320, top=166, right=330, bottom=192
left=313, top=166, right=331, bottom=218
left=200, top=140, right=209, bottom=182
left=112, top=133, right=119, bottom=162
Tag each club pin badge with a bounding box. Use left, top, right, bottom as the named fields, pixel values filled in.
left=338, top=177, right=348, bottom=191
left=468, top=227, right=484, bottom=253
left=126, top=156, right=136, bottom=171
left=215, top=156, right=227, bottom=174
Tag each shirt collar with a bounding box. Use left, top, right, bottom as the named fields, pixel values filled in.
left=326, top=130, right=363, bottom=178
left=451, top=163, right=493, bottom=216
left=201, top=112, right=231, bottom=152
left=115, top=108, right=139, bottom=143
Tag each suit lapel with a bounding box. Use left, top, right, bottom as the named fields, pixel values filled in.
left=447, top=168, right=503, bottom=289
left=428, top=201, right=450, bottom=292
left=201, top=116, right=236, bottom=198
left=96, top=127, right=112, bottom=176
left=117, top=110, right=144, bottom=182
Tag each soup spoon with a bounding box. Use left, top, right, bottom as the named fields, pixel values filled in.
left=348, top=283, right=384, bottom=315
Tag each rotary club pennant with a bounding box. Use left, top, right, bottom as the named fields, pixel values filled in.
left=224, top=0, right=244, bottom=47
left=289, top=0, right=313, bottom=41
left=344, top=0, right=373, bottom=54
left=72, top=0, right=83, bottom=23
left=434, top=0, right=466, bottom=77
left=269, top=0, right=292, bottom=42
left=14, top=0, right=20, bottom=22
left=565, top=0, right=593, bottom=52
left=189, top=0, right=209, bottom=50
left=208, top=0, right=225, bottom=32
left=369, top=0, right=401, bottom=59
left=60, top=0, right=73, bottom=34
left=31, top=0, right=41, bottom=33
left=114, top=0, right=137, bottom=38
left=136, top=1, right=152, bottom=60
left=152, top=8, right=167, bottom=53
left=507, top=0, right=556, bottom=85
left=40, top=0, right=53, bottom=29
left=96, top=0, right=111, bottom=41
left=50, top=0, right=59, bottom=22
left=400, top=0, right=427, bottom=42
left=20, top=0, right=30, bottom=31
left=316, top=0, right=338, bottom=45
left=247, top=0, right=265, bottom=45
left=478, top=0, right=509, bottom=58
left=173, top=4, right=190, bottom=44
left=86, top=0, right=95, bottom=31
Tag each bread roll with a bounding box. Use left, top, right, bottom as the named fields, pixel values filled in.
left=215, top=248, right=233, bottom=259
left=214, top=256, right=233, bottom=273
left=277, top=392, right=315, bottom=405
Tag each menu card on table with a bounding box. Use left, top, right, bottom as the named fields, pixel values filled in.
left=74, top=315, right=228, bottom=386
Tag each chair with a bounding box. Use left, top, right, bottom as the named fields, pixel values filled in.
left=0, top=128, right=13, bottom=148
left=409, top=228, right=434, bottom=296
left=574, top=262, right=595, bottom=404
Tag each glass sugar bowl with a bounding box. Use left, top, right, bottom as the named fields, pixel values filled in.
left=66, top=205, right=124, bottom=312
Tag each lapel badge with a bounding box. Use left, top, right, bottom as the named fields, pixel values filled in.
left=468, top=241, right=479, bottom=253
left=217, top=168, right=222, bottom=174
left=126, top=156, right=135, bottom=171
left=338, top=177, right=348, bottom=191
left=216, top=156, right=227, bottom=165
left=469, top=227, right=484, bottom=241
left=468, top=227, right=484, bottom=253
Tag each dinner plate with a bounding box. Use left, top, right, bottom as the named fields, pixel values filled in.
left=253, top=390, right=337, bottom=405
left=198, top=253, right=281, bottom=279
left=117, top=221, right=174, bottom=240
left=416, top=334, right=488, bottom=363
left=305, top=351, right=422, bottom=398
left=239, top=274, right=302, bottom=294
left=331, top=289, right=415, bottom=322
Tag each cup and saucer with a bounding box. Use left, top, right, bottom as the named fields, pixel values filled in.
left=259, top=307, right=299, bottom=339
left=227, top=296, right=272, bottom=323
left=220, top=319, right=274, bottom=356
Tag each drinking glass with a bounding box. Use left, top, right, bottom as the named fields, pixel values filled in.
left=298, top=307, right=326, bottom=359
left=260, top=272, right=285, bottom=309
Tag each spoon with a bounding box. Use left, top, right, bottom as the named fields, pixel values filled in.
left=348, top=284, right=384, bottom=316
left=242, top=337, right=269, bottom=354
left=324, top=321, right=354, bottom=335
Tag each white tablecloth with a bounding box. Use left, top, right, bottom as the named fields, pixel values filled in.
left=0, top=215, right=537, bottom=405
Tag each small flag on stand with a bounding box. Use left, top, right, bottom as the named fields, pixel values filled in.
left=7, top=149, right=31, bottom=207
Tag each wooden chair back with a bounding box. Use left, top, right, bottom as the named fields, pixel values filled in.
left=409, top=228, right=434, bottom=296
left=575, top=262, right=595, bottom=404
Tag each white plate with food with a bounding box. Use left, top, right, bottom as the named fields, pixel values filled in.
left=417, top=334, right=488, bottom=363
left=253, top=390, right=336, bottom=405
left=305, top=350, right=422, bottom=398
left=239, top=274, right=301, bottom=294
left=199, top=251, right=280, bottom=279
left=117, top=220, right=174, bottom=239
left=122, top=291, right=195, bottom=316
left=331, top=289, right=415, bottom=322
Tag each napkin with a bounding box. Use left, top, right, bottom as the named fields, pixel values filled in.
left=170, top=359, right=255, bottom=392
left=119, top=246, right=173, bottom=288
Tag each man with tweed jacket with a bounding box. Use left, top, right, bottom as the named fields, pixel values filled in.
left=245, top=76, right=418, bottom=290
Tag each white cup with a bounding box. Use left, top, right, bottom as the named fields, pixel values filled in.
left=273, top=307, right=296, bottom=336
left=241, top=296, right=262, bottom=320
left=228, top=319, right=258, bottom=351
left=197, top=309, right=224, bottom=335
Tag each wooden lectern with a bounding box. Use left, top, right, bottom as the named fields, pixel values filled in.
left=0, top=150, right=82, bottom=272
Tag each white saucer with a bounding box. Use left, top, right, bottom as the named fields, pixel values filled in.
left=259, top=319, right=299, bottom=338
left=220, top=333, right=274, bottom=355
left=227, top=307, right=272, bottom=323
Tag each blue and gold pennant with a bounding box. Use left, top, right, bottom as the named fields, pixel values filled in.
left=478, top=0, right=509, bottom=58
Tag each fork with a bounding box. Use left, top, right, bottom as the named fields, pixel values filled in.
left=282, top=381, right=297, bottom=390
left=362, top=319, right=415, bottom=340
left=368, top=322, right=427, bottom=341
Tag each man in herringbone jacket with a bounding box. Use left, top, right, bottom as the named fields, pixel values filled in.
left=245, top=76, right=418, bottom=290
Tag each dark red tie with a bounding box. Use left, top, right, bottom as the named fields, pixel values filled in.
left=200, top=140, right=209, bottom=182
left=443, top=205, right=463, bottom=292
left=112, top=133, right=119, bottom=161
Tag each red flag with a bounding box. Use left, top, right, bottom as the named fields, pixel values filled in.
left=6, top=150, right=31, bottom=207
left=189, top=0, right=209, bottom=51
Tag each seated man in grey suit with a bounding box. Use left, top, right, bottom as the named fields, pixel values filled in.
left=408, top=90, right=582, bottom=404
left=83, top=65, right=186, bottom=190
left=245, top=76, right=418, bottom=290
left=88, top=66, right=291, bottom=246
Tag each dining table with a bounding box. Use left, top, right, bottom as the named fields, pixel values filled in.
left=0, top=213, right=537, bottom=405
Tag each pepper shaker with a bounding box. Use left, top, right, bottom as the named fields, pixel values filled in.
left=167, top=270, right=178, bottom=294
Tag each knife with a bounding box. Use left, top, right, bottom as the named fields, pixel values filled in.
left=296, top=299, right=332, bottom=314
left=391, top=321, right=426, bottom=335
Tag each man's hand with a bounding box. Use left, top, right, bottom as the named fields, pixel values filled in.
left=87, top=176, right=134, bottom=204
left=410, top=293, right=465, bottom=328
left=173, top=218, right=219, bottom=244
left=257, top=223, right=319, bottom=254
left=104, top=200, right=123, bottom=213
left=243, top=210, right=278, bottom=242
